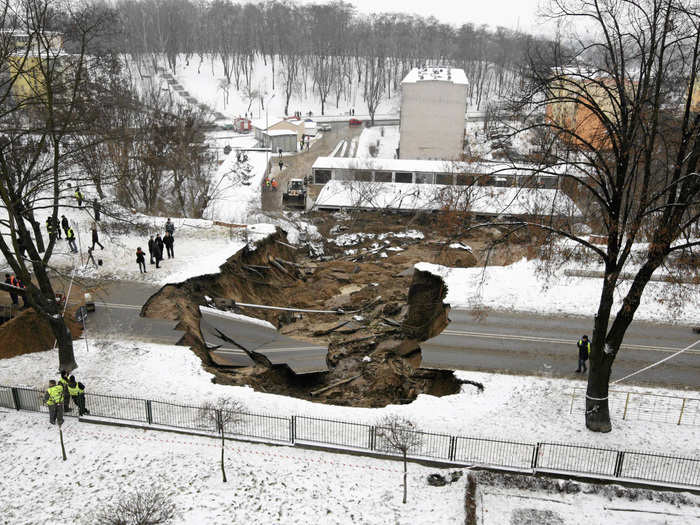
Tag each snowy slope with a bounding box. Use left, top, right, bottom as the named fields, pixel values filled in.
left=416, top=257, right=700, bottom=325
left=1, top=340, right=697, bottom=458
left=0, top=410, right=465, bottom=525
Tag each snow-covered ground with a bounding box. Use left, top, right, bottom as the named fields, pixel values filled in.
left=416, top=256, right=700, bottom=325
left=357, top=125, right=400, bottom=159
left=0, top=410, right=465, bottom=525
left=2, top=340, right=697, bottom=459
left=478, top=479, right=700, bottom=524
left=165, top=54, right=400, bottom=121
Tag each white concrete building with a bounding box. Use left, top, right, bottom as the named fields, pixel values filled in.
left=399, top=67, right=468, bottom=160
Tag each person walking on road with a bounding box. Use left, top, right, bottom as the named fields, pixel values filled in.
left=163, top=232, right=174, bottom=259
left=576, top=335, right=591, bottom=373
left=136, top=247, right=146, bottom=273
left=44, top=379, right=65, bottom=426
left=66, top=227, right=78, bottom=253
left=154, top=234, right=164, bottom=268
left=67, top=375, right=89, bottom=416
left=148, top=236, right=155, bottom=265
left=91, top=224, right=104, bottom=250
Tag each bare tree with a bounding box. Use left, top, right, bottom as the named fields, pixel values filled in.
left=199, top=397, right=245, bottom=483
left=0, top=0, right=115, bottom=373
left=93, top=487, right=176, bottom=525
left=479, top=0, right=700, bottom=432
left=375, top=415, right=423, bottom=504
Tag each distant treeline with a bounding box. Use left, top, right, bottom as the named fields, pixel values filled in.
left=111, top=0, right=556, bottom=112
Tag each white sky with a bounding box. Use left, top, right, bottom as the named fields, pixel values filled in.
left=295, top=0, right=547, bottom=34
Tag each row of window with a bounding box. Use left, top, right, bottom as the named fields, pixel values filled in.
left=312, top=169, right=559, bottom=188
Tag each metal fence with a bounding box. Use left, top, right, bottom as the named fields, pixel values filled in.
left=1, top=384, right=698, bottom=489
left=570, top=387, right=700, bottom=426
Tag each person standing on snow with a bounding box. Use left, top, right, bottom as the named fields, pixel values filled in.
left=154, top=234, right=164, bottom=269
left=66, top=227, right=78, bottom=253
left=5, top=274, right=18, bottom=305
left=44, top=379, right=65, bottom=426
left=67, top=375, right=89, bottom=416
left=148, top=236, right=156, bottom=265
left=576, top=335, right=591, bottom=373
left=163, top=232, right=174, bottom=259
left=136, top=247, right=146, bottom=273
left=59, top=371, right=72, bottom=412
left=165, top=218, right=175, bottom=237
left=61, top=215, right=69, bottom=239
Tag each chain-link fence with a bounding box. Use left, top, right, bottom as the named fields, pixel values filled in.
left=1, top=384, right=698, bottom=489
left=569, top=387, right=700, bottom=426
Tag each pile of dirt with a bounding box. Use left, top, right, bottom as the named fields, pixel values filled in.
left=0, top=307, right=83, bottom=359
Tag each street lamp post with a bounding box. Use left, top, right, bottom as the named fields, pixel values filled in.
left=264, top=93, right=276, bottom=175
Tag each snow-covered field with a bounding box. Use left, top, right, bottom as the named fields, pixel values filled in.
left=0, top=410, right=465, bottom=525
left=2, top=340, right=697, bottom=459
left=416, top=256, right=700, bottom=325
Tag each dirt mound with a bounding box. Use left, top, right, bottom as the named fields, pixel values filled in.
left=0, top=308, right=83, bottom=359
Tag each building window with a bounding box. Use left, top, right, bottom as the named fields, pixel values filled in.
left=356, top=170, right=372, bottom=182
left=395, top=172, right=413, bottom=183
left=435, top=173, right=454, bottom=185
left=314, top=169, right=331, bottom=184
left=415, top=172, right=434, bottom=184
left=375, top=171, right=392, bottom=182
left=455, top=174, right=473, bottom=186
left=334, top=170, right=354, bottom=181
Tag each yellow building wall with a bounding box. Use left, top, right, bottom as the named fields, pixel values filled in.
left=8, top=55, right=48, bottom=102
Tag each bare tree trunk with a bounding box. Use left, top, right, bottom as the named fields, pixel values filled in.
left=402, top=451, right=407, bottom=504
left=220, top=426, right=227, bottom=482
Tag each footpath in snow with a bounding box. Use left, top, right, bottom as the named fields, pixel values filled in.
left=1, top=340, right=697, bottom=458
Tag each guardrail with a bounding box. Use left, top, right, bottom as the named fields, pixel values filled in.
left=570, top=387, right=700, bottom=426
left=1, top=384, right=698, bottom=489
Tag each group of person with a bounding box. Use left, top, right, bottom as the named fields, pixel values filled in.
left=46, top=214, right=79, bottom=253
left=263, top=176, right=279, bottom=191
left=4, top=273, right=27, bottom=308
left=43, top=371, right=90, bottom=426
left=136, top=218, right=175, bottom=273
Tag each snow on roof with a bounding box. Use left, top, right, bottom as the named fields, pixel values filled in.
left=313, top=180, right=581, bottom=217
left=312, top=156, right=561, bottom=177
left=266, top=129, right=297, bottom=136
left=251, top=117, right=304, bottom=130
left=402, top=67, right=468, bottom=85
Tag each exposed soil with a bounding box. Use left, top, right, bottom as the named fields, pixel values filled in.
left=0, top=307, right=83, bottom=359
left=140, top=212, right=535, bottom=407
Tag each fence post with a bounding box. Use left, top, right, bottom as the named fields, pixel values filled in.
left=678, top=398, right=687, bottom=425
left=145, top=400, right=152, bottom=425
left=290, top=416, right=296, bottom=444
left=569, top=388, right=577, bottom=414
left=531, top=443, right=541, bottom=470
left=622, top=392, right=631, bottom=420
left=11, top=387, right=21, bottom=410
left=448, top=436, right=457, bottom=461
left=613, top=451, right=625, bottom=477
left=369, top=426, right=376, bottom=451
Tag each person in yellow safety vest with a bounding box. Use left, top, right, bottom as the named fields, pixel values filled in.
left=576, top=335, right=591, bottom=373
left=59, top=371, right=72, bottom=412
left=67, top=375, right=90, bottom=416
left=74, top=187, right=84, bottom=207
left=43, top=379, right=65, bottom=426
left=66, top=227, right=78, bottom=253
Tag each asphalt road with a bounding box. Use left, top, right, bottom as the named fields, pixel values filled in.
left=420, top=309, right=700, bottom=388
left=78, top=280, right=328, bottom=375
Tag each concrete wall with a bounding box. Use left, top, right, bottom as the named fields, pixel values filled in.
left=399, top=80, right=467, bottom=160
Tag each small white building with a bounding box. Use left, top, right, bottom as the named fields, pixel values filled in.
left=399, top=66, right=468, bottom=161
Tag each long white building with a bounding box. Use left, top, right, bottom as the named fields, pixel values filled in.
left=399, top=67, right=468, bottom=160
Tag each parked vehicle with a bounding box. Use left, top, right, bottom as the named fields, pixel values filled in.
left=318, top=123, right=332, bottom=132
left=349, top=118, right=362, bottom=127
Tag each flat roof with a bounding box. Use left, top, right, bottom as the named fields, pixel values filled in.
left=402, top=67, right=468, bottom=85
left=313, top=180, right=580, bottom=216
left=311, top=156, right=561, bottom=176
